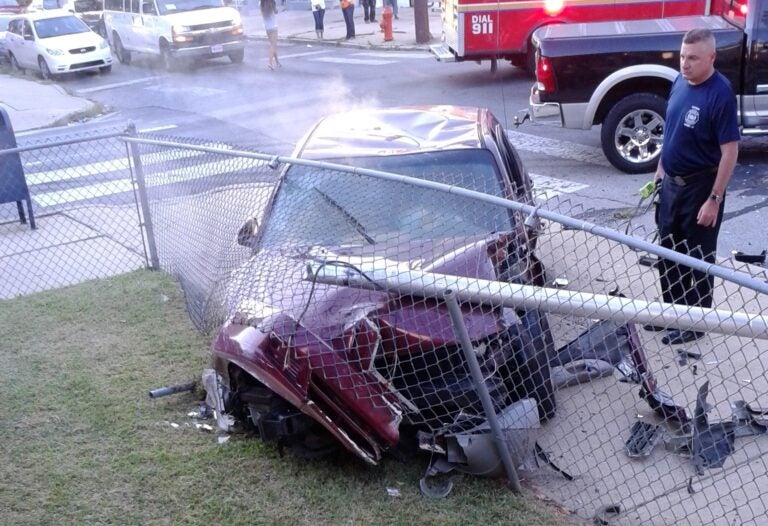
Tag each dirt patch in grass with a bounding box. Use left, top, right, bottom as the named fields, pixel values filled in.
left=0, top=270, right=579, bottom=525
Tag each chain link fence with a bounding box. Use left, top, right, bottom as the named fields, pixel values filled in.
left=3, top=130, right=768, bottom=524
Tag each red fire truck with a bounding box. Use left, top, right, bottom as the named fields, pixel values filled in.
left=430, top=0, right=721, bottom=72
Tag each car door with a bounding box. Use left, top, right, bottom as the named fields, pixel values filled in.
left=17, top=19, right=37, bottom=68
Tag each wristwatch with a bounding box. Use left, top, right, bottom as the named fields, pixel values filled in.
left=709, top=193, right=723, bottom=204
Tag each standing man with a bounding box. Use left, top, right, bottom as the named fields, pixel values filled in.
left=651, top=27, right=739, bottom=345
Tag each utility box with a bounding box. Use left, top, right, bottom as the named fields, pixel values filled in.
left=0, top=107, right=35, bottom=230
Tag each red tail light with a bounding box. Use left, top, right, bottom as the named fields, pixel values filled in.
left=536, top=55, right=555, bottom=93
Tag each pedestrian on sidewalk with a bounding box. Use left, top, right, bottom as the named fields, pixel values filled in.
left=310, top=0, right=326, bottom=39
left=650, top=27, right=739, bottom=345
left=361, top=0, right=375, bottom=22
left=341, top=0, right=355, bottom=39
left=261, top=0, right=281, bottom=69
left=383, top=0, right=398, bottom=19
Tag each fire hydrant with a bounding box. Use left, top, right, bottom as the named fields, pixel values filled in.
left=380, top=5, right=394, bottom=42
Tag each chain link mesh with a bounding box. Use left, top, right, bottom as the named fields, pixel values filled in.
left=0, top=126, right=147, bottom=298
left=3, top=132, right=768, bottom=524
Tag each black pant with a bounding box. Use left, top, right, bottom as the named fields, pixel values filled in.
left=312, top=8, right=325, bottom=31
left=342, top=4, right=355, bottom=38
left=361, top=0, right=375, bottom=21
left=656, top=176, right=723, bottom=309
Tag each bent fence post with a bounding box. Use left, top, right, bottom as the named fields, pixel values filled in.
left=443, top=289, right=523, bottom=493
left=125, top=123, right=160, bottom=270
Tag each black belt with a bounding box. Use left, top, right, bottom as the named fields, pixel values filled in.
left=669, top=167, right=717, bottom=186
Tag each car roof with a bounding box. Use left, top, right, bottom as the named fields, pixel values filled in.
left=294, top=106, right=492, bottom=160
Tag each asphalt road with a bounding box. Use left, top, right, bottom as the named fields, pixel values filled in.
left=13, top=38, right=768, bottom=259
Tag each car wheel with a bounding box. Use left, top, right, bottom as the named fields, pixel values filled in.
left=228, top=48, right=245, bottom=64
left=99, top=64, right=112, bottom=74
left=38, top=56, right=54, bottom=80
left=161, top=45, right=178, bottom=72
left=601, top=93, right=666, bottom=174
left=9, top=52, right=22, bottom=72
left=113, top=33, right=131, bottom=65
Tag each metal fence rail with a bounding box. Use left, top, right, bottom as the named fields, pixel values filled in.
left=3, top=130, right=768, bottom=524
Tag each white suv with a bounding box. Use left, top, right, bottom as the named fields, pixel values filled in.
left=103, top=0, right=245, bottom=70
left=5, top=10, right=112, bottom=79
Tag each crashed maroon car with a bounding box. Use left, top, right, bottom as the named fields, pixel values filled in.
left=208, top=106, right=557, bottom=465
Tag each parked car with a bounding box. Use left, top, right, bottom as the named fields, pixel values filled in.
left=5, top=10, right=112, bottom=79
left=103, top=0, right=245, bottom=71
left=0, top=13, right=12, bottom=62
left=207, top=106, right=558, bottom=466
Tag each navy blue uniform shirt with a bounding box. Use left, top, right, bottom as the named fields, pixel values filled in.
left=660, top=71, right=739, bottom=177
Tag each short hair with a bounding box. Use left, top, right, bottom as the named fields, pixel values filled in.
left=683, top=28, right=716, bottom=48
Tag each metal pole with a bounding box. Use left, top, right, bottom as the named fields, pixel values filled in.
left=126, top=124, right=160, bottom=270
left=443, top=289, right=522, bottom=492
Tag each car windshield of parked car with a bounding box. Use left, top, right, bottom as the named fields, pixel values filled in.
left=0, top=13, right=11, bottom=30
left=34, top=15, right=90, bottom=38
left=259, top=149, right=513, bottom=249
left=156, top=0, right=223, bottom=15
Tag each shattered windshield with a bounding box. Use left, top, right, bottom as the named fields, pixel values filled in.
left=259, top=149, right=513, bottom=249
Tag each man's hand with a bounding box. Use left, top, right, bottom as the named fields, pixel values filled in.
left=697, top=199, right=719, bottom=227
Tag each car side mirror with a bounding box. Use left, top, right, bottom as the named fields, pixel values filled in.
left=142, top=2, right=156, bottom=14
left=237, top=218, right=260, bottom=249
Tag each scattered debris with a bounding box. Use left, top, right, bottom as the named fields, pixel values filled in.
left=677, top=348, right=702, bottom=360
left=217, top=436, right=230, bottom=445
left=148, top=381, right=196, bottom=399
left=593, top=503, right=622, bottom=525
left=692, top=381, right=735, bottom=474
left=625, top=421, right=662, bottom=458
left=386, top=487, right=401, bottom=497
left=553, top=277, right=569, bottom=288
left=551, top=359, right=614, bottom=390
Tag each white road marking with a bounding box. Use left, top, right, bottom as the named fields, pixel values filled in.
left=314, top=57, right=393, bottom=66
left=139, top=124, right=178, bottom=133
left=26, top=145, right=227, bottom=185
left=205, top=91, right=310, bottom=120
left=143, top=85, right=226, bottom=96
left=32, top=156, right=263, bottom=207
left=75, top=77, right=159, bottom=94
left=278, top=50, right=330, bottom=59
left=353, top=52, right=431, bottom=59
left=529, top=172, right=589, bottom=200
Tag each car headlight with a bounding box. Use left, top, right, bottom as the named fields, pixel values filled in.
left=99, top=40, right=109, bottom=49
left=45, top=47, right=65, bottom=56
left=172, top=25, right=191, bottom=34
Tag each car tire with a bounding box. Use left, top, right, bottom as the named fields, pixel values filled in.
left=113, top=33, right=131, bottom=65
left=99, top=64, right=112, bottom=74
left=9, top=52, right=22, bottom=72
left=161, top=45, right=178, bottom=72
left=228, top=49, right=245, bottom=64
left=601, top=93, right=666, bottom=174
left=38, top=56, right=54, bottom=80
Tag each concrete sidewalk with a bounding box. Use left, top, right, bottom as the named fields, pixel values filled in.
left=240, top=2, right=443, bottom=51
left=0, top=3, right=442, bottom=134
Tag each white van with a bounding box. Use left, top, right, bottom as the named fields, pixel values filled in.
left=103, top=0, right=245, bottom=70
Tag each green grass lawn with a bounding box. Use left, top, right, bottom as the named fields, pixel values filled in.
left=0, top=270, right=576, bottom=526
